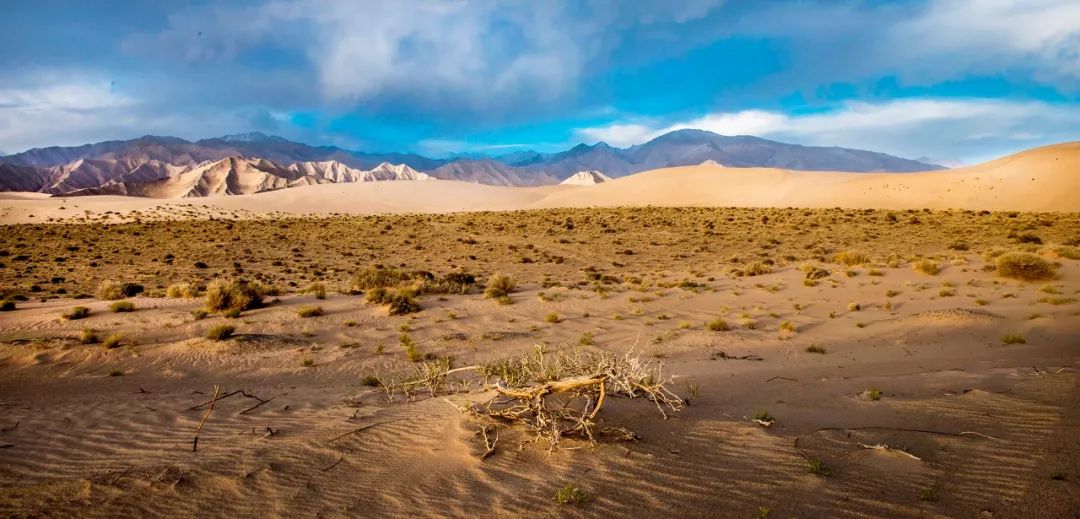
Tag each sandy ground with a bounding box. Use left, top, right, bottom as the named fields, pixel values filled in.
left=1, top=142, right=1077, bottom=225
left=1, top=255, right=1078, bottom=517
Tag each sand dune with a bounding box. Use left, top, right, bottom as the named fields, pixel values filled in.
left=1, top=142, right=1077, bottom=223
left=537, top=142, right=1080, bottom=212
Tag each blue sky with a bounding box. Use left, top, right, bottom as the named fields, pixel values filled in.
left=1, top=0, right=1078, bottom=163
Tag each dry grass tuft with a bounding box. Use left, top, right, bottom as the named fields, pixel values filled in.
left=996, top=252, right=1056, bottom=281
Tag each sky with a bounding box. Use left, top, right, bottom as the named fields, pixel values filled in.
left=1, top=0, right=1078, bottom=163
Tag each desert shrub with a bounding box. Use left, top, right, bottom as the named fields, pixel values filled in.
left=191, top=308, right=209, bottom=320
left=1048, top=245, right=1080, bottom=260
left=744, top=262, right=772, bottom=277
left=421, top=271, right=477, bottom=294
left=96, top=281, right=143, bottom=300
left=545, top=312, right=561, bottom=323
left=109, top=301, right=135, bottom=313
left=848, top=302, right=861, bottom=312
left=297, top=306, right=324, bottom=318
left=801, top=264, right=831, bottom=280
left=166, top=283, right=198, bottom=298
left=484, top=273, right=516, bottom=299
left=805, top=345, right=826, bottom=354
left=204, top=278, right=269, bottom=311
left=834, top=250, right=870, bottom=266
left=1001, top=332, right=1026, bottom=345
left=1015, top=233, right=1043, bottom=245
left=0, top=300, right=14, bottom=311
left=308, top=282, right=327, bottom=299
left=206, top=324, right=235, bottom=340
left=912, top=259, right=941, bottom=275
left=401, top=333, right=424, bottom=362
left=947, top=240, right=969, bottom=251
left=96, top=281, right=124, bottom=300
left=102, top=333, right=124, bottom=349
left=706, top=318, right=729, bottom=331
left=367, top=287, right=421, bottom=315
left=80, top=328, right=100, bottom=344
left=349, top=266, right=413, bottom=292
left=64, top=306, right=91, bottom=320
left=996, top=252, right=1056, bottom=281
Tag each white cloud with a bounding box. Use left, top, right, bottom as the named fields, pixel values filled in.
left=575, top=98, right=1080, bottom=162
left=0, top=74, right=269, bottom=153
left=891, top=0, right=1080, bottom=82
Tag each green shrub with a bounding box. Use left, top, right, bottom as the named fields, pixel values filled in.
left=206, top=324, right=235, bottom=340
left=553, top=484, right=589, bottom=505
left=109, top=301, right=135, bottom=313
left=64, top=306, right=91, bottom=320
left=996, top=252, right=1056, bottom=281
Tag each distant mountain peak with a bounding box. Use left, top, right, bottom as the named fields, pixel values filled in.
left=560, top=170, right=612, bottom=186
left=217, top=131, right=286, bottom=143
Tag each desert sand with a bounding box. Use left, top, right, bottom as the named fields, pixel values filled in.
left=0, top=144, right=1079, bottom=518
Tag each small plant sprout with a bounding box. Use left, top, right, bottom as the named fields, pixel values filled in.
left=807, top=458, right=832, bottom=477
left=866, top=387, right=882, bottom=401
left=684, top=383, right=700, bottom=405
left=553, top=484, right=589, bottom=505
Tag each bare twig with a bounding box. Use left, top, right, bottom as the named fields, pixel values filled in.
left=859, top=443, right=922, bottom=461
left=326, top=419, right=405, bottom=443
left=110, top=465, right=134, bottom=485
left=239, top=396, right=275, bottom=415
left=766, top=376, right=798, bottom=382
left=192, top=385, right=221, bottom=452
left=479, top=425, right=498, bottom=460
left=321, top=455, right=345, bottom=472
left=189, top=389, right=241, bottom=410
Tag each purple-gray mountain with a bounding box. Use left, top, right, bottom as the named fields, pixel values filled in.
left=0, top=129, right=944, bottom=195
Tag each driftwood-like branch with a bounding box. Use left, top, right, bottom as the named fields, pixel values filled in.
left=859, top=443, right=922, bottom=461
left=192, top=385, right=221, bottom=452
left=479, top=425, right=498, bottom=460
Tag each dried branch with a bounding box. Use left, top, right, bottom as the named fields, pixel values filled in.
left=192, top=385, right=221, bottom=452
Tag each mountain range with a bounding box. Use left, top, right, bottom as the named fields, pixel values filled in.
left=0, top=130, right=944, bottom=196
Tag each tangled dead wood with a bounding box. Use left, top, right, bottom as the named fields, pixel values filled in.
left=379, top=346, right=684, bottom=448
